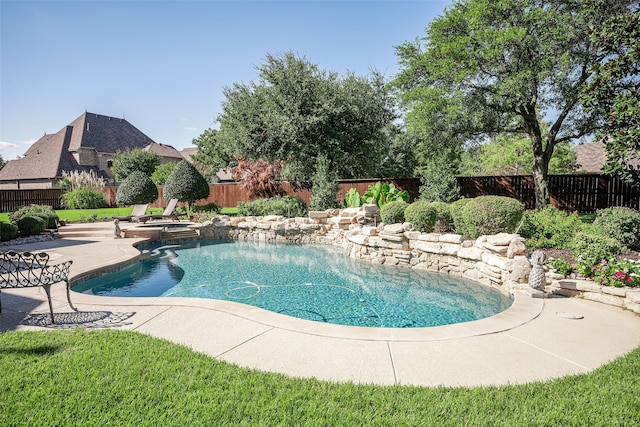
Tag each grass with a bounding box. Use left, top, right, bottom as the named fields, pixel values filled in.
left=0, top=206, right=238, bottom=224
left=1, top=329, right=638, bottom=426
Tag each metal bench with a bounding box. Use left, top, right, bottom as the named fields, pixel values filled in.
left=0, top=251, right=75, bottom=324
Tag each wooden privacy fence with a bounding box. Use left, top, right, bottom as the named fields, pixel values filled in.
left=0, top=189, right=65, bottom=212
left=1, top=175, right=637, bottom=213
left=458, top=174, right=640, bottom=212
left=103, top=178, right=421, bottom=209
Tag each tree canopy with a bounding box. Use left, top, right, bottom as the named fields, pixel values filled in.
left=393, top=0, right=634, bottom=207
left=196, top=52, right=397, bottom=183
left=115, top=171, right=158, bottom=205
left=582, top=0, right=640, bottom=186
left=163, top=160, right=210, bottom=214
left=111, top=149, right=161, bottom=181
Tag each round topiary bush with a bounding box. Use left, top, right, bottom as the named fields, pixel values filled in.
left=116, top=171, right=158, bottom=205
left=593, top=207, right=640, bottom=250
left=404, top=201, right=437, bottom=232
left=458, top=196, right=524, bottom=238
left=430, top=201, right=453, bottom=233
left=0, top=222, right=18, bottom=241
left=449, top=198, right=474, bottom=236
left=16, top=215, right=46, bottom=236
left=380, top=201, right=408, bottom=225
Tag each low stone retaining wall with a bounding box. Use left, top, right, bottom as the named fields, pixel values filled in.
left=200, top=208, right=530, bottom=295
left=549, top=278, right=640, bottom=314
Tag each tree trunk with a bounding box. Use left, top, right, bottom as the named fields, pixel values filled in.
left=532, top=156, right=550, bottom=209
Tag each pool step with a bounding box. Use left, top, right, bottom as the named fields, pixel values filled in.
left=161, top=228, right=199, bottom=241
left=57, top=222, right=115, bottom=238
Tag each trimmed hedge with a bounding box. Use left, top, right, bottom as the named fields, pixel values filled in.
left=0, top=222, right=18, bottom=241
left=449, top=198, right=474, bottom=236
left=430, top=201, right=453, bottom=233
left=16, top=215, right=46, bottom=236
left=454, top=196, right=524, bottom=238
left=380, top=201, right=408, bottom=225
left=404, top=201, right=437, bottom=233
left=237, top=196, right=307, bottom=218
left=10, top=204, right=59, bottom=229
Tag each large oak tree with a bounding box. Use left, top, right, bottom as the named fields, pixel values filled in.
left=195, top=52, right=398, bottom=186
left=393, top=0, right=635, bottom=208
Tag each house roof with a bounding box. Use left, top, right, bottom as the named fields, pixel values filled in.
left=0, top=112, right=157, bottom=181
left=575, top=142, right=605, bottom=173
left=67, top=112, right=155, bottom=153
left=144, top=142, right=183, bottom=160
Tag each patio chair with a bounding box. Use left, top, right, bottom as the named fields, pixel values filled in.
left=137, top=198, right=182, bottom=222
left=112, top=204, right=149, bottom=222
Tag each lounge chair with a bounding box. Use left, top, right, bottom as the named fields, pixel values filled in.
left=112, top=204, right=149, bottom=222
left=137, top=198, right=182, bottom=222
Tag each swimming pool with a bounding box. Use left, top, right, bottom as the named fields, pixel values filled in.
left=73, top=239, right=513, bottom=328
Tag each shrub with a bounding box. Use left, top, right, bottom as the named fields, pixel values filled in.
left=588, top=259, right=640, bottom=287
left=237, top=196, right=307, bottom=218
left=16, top=215, right=46, bottom=236
left=593, top=207, right=640, bottom=250
left=309, top=155, right=340, bottom=211
left=449, top=198, right=474, bottom=236
left=570, top=225, right=622, bottom=270
left=10, top=204, right=59, bottom=229
left=404, top=201, right=437, bottom=233
left=430, top=201, right=453, bottom=233
left=116, top=171, right=158, bottom=206
left=111, top=149, right=161, bottom=181
left=62, top=188, right=106, bottom=209
left=380, top=201, right=408, bottom=225
left=519, top=206, right=583, bottom=249
left=457, top=196, right=524, bottom=238
left=0, top=222, right=18, bottom=241
left=164, top=160, right=210, bottom=215
left=547, top=258, right=572, bottom=276
left=151, top=162, right=178, bottom=186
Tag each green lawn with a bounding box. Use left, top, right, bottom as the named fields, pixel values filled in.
left=1, top=329, right=638, bottom=426
left=0, top=206, right=238, bottom=224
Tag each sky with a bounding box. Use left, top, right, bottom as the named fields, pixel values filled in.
left=0, top=0, right=452, bottom=161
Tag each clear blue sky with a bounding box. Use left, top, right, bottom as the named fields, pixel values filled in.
left=1, top=0, right=452, bottom=161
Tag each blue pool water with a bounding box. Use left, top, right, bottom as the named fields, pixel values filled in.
left=73, top=239, right=512, bottom=328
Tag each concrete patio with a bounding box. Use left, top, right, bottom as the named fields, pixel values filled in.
left=1, top=222, right=639, bottom=387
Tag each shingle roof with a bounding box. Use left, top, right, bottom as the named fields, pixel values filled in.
left=143, top=142, right=183, bottom=160
left=0, top=112, right=156, bottom=181
left=67, top=112, right=155, bottom=153
left=575, top=142, right=605, bottom=173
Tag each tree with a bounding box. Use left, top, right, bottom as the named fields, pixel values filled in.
left=0, top=154, right=6, bottom=171
left=191, top=128, right=230, bottom=182
left=111, top=149, right=162, bottom=181
left=163, top=160, right=210, bottom=215
left=582, top=0, right=640, bottom=186
left=197, top=52, right=396, bottom=185
left=393, top=0, right=633, bottom=208
left=232, top=157, right=286, bottom=200
left=309, top=154, right=340, bottom=210
left=460, top=134, right=577, bottom=176
left=151, top=162, right=178, bottom=186
left=115, top=171, right=158, bottom=205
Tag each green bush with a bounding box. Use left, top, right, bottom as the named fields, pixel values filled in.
left=570, top=225, right=622, bottom=268
left=10, top=204, right=59, bottom=229
left=457, top=196, right=524, bottom=238
left=164, top=160, right=210, bottom=215
left=547, top=257, right=572, bottom=276
left=404, top=201, right=437, bottom=233
left=380, top=201, right=408, bottom=225
left=237, top=196, right=307, bottom=218
left=430, top=201, right=453, bottom=233
left=0, top=222, right=18, bottom=241
left=449, top=198, right=474, bottom=236
left=519, top=206, right=583, bottom=249
left=16, top=215, right=46, bottom=236
left=593, top=207, right=640, bottom=250
left=192, top=203, right=222, bottom=214
left=61, top=188, right=106, bottom=210
left=116, top=171, right=159, bottom=206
